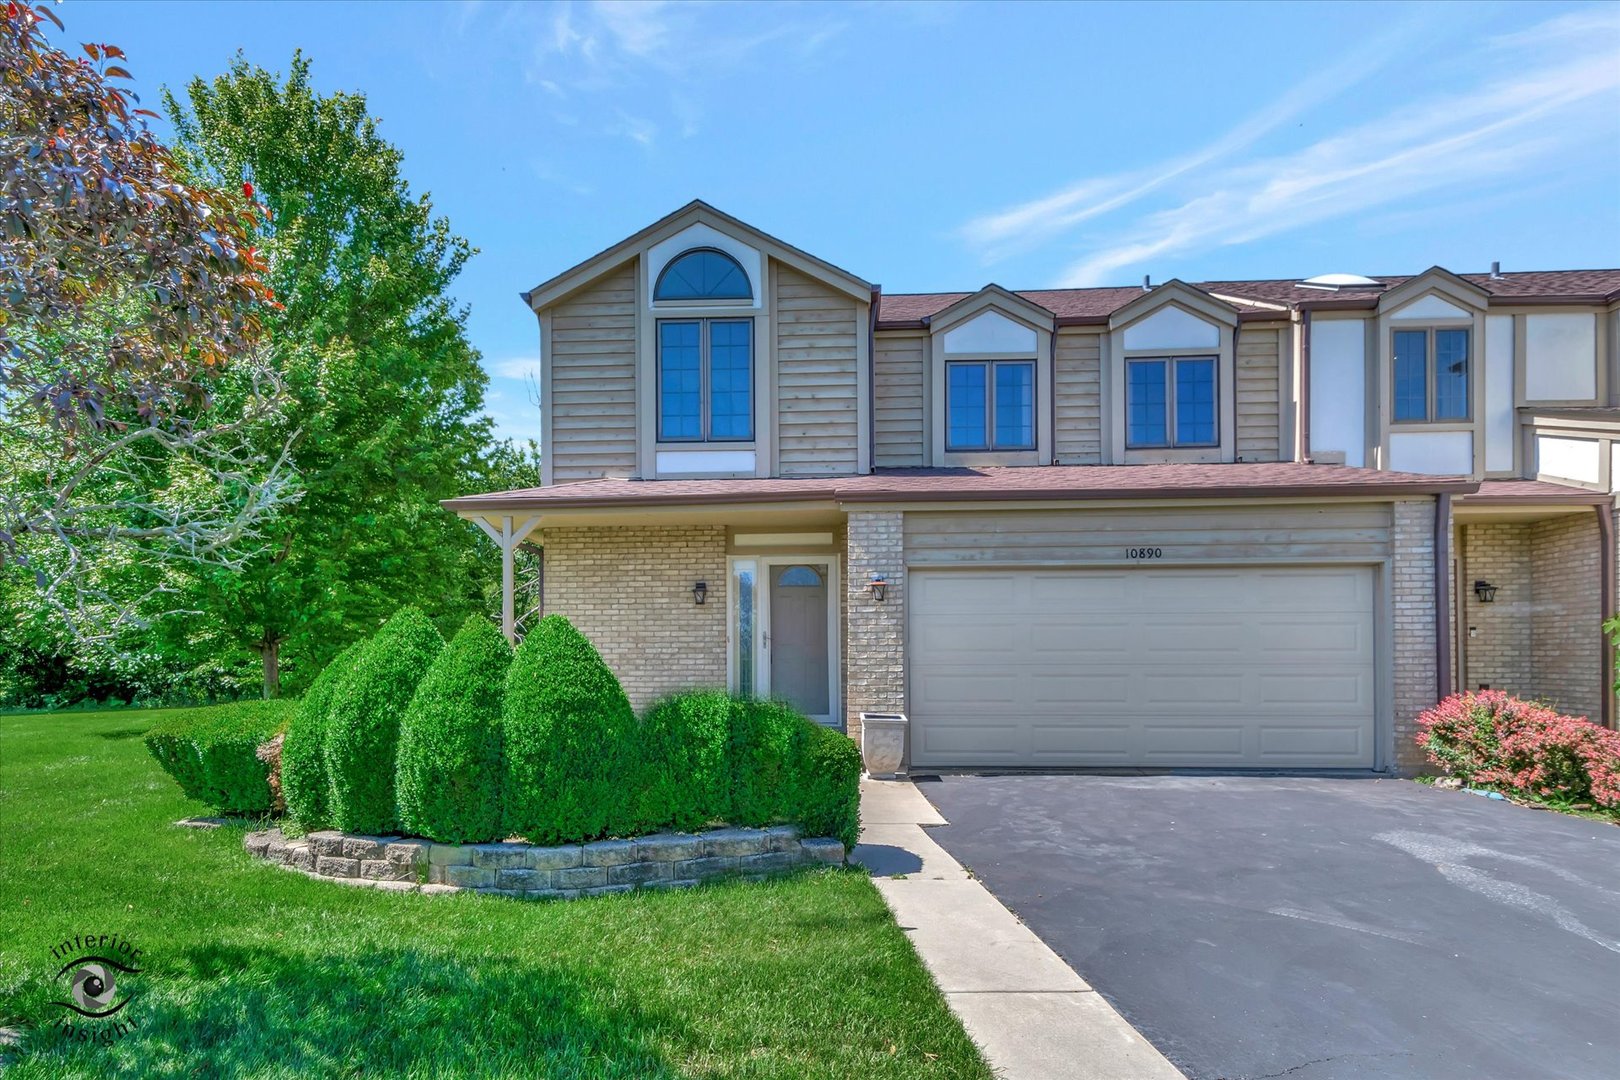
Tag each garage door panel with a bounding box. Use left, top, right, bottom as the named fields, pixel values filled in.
left=1143, top=673, right=1247, bottom=705
left=909, top=565, right=1378, bottom=769
left=1030, top=724, right=1132, bottom=756
left=1258, top=725, right=1365, bottom=758
left=1257, top=673, right=1371, bottom=707
left=1141, top=724, right=1247, bottom=758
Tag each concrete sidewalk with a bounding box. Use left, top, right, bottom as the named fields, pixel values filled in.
left=852, top=778, right=1182, bottom=1080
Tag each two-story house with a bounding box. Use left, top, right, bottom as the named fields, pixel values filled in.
left=446, top=201, right=1619, bottom=773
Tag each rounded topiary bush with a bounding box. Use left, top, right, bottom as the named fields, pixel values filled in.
left=728, top=698, right=802, bottom=827
left=281, top=642, right=363, bottom=829
left=144, top=699, right=295, bottom=814
left=502, top=614, right=636, bottom=844
left=324, top=607, right=445, bottom=834
left=788, top=722, right=863, bottom=849
left=396, top=616, right=513, bottom=843
left=634, top=690, right=735, bottom=833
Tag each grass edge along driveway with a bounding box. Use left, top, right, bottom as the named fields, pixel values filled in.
left=0, top=708, right=989, bottom=1079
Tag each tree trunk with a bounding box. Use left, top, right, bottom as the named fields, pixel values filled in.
left=261, top=638, right=281, bottom=700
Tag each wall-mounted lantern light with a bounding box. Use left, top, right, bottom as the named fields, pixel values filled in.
left=1473, top=579, right=1497, bottom=604
left=692, top=581, right=708, bottom=606
left=867, top=574, right=887, bottom=602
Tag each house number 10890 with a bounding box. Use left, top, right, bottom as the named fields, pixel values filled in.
left=1126, top=547, right=1164, bottom=560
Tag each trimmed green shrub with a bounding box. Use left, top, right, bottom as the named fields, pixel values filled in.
left=502, top=614, right=636, bottom=844
left=396, top=617, right=513, bottom=843
left=281, top=642, right=362, bottom=829
left=728, top=698, right=802, bottom=827
left=788, top=722, right=863, bottom=848
left=634, top=690, right=734, bottom=833
left=144, top=700, right=296, bottom=814
left=325, top=608, right=445, bottom=834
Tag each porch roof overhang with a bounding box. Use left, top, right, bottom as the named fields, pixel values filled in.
left=1453, top=478, right=1614, bottom=522
left=443, top=463, right=1478, bottom=526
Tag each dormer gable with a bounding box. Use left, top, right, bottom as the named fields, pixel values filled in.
left=1377, top=266, right=1488, bottom=319
left=522, top=199, right=872, bottom=313
left=926, top=286, right=1056, bottom=466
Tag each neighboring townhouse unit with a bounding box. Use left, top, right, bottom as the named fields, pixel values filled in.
left=447, top=201, right=1619, bottom=773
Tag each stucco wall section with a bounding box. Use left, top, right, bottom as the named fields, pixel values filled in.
left=1529, top=513, right=1603, bottom=721
left=1393, top=499, right=1439, bottom=771
left=540, top=526, right=727, bottom=710
left=845, top=511, right=905, bottom=748
left=1459, top=523, right=1534, bottom=697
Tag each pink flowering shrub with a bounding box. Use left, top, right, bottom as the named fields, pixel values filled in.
left=1416, top=691, right=1620, bottom=810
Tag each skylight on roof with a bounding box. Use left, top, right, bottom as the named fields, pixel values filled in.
left=1299, top=273, right=1386, bottom=291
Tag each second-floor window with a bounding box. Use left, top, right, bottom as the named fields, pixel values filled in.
left=945, top=360, right=1035, bottom=451
left=658, top=319, right=753, bottom=441
left=1127, top=356, right=1217, bottom=448
left=1393, top=328, right=1469, bottom=422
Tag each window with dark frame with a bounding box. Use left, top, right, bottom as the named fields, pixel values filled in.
left=945, top=359, right=1035, bottom=451
left=657, top=319, right=753, bottom=442
left=1126, top=356, right=1218, bottom=448
left=1393, top=327, right=1470, bottom=423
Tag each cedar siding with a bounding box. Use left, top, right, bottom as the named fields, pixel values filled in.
left=547, top=263, right=638, bottom=483
left=1236, top=325, right=1284, bottom=462
left=873, top=332, right=926, bottom=468
left=775, top=266, right=861, bottom=476
left=1054, top=328, right=1104, bottom=465
left=904, top=503, right=1393, bottom=565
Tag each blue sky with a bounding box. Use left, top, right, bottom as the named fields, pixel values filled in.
left=69, top=0, right=1620, bottom=443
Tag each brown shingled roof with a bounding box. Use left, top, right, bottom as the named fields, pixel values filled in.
left=875, top=269, right=1620, bottom=328
left=1457, top=479, right=1612, bottom=505
left=444, top=463, right=1476, bottom=514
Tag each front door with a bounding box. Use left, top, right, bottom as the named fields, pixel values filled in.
left=765, top=561, right=833, bottom=722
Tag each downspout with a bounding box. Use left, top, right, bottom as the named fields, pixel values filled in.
left=1049, top=321, right=1058, bottom=464
left=1298, top=307, right=1313, bottom=463
left=1231, top=321, right=1241, bottom=460
left=1435, top=492, right=1453, bottom=701
left=868, top=285, right=881, bottom=474
left=1598, top=503, right=1616, bottom=728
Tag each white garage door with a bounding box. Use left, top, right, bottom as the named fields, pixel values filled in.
left=909, top=566, right=1377, bottom=768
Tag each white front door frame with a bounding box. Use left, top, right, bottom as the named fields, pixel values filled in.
left=756, top=554, right=841, bottom=727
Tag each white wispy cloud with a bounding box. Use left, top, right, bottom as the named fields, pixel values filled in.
left=958, top=5, right=1620, bottom=286
left=507, top=0, right=850, bottom=146
left=487, top=357, right=540, bottom=382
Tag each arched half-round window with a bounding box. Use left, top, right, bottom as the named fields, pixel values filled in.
left=775, top=565, right=823, bottom=587
left=654, top=248, right=752, bottom=302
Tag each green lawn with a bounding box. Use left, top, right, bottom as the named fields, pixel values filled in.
left=0, top=708, right=989, bottom=1079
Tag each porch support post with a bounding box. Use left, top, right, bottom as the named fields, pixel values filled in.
left=502, top=527, right=516, bottom=643
left=1598, top=504, right=1616, bottom=729
left=470, top=513, right=542, bottom=644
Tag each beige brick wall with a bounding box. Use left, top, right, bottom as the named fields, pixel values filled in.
left=1393, top=499, right=1439, bottom=772
left=1529, top=513, right=1602, bottom=721
left=844, top=511, right=905, bottom=748
left=1458, top=523, right=1534, bottom=697
left=540, top=526, right=728, bottom=711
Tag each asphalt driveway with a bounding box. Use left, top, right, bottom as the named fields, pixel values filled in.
left=920, top=774, right=1620, bottom=1080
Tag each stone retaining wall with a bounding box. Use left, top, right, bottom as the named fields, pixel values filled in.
left=246, top=825, right=846, bottom=899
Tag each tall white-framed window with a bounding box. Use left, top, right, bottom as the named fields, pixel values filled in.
left=657, top=318, right=754, bottom=442
left=727, top=557, right=759, bottom=698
